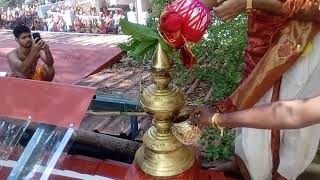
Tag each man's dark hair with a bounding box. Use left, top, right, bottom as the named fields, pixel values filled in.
left=13, top=25, right=31, bottom=38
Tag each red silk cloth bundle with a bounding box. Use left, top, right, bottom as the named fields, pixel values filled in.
left=159, top=0, right=212, bottom=68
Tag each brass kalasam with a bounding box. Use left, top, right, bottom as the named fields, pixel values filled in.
left=135, top=44, right=195, bottom=177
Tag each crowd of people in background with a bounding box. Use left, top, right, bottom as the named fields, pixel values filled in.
left=0, top=5, right=38, bottom=30
left=0, top=1, right=126, bottom=34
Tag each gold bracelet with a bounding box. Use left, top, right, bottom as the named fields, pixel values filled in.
left=246, top=0, right=253, bottom=14
left=211, top=113, right=218, bottom=128
left=211, top=113, right=224, bottom=137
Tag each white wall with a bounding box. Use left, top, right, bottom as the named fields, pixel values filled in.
left=107, top=0, right=151, bottom=10
left=106, top=0, right=151, bottom=25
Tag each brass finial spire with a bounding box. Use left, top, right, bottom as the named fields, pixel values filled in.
left=151, top=43, right=172, bottom=71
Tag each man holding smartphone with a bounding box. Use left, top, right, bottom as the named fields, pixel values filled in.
left=7, top=25, right=55, bottom=81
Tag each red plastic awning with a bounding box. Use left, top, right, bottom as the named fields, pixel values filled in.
left=0, top=77, right=96, bottom=128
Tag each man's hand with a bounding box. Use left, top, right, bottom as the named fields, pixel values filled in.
left=42, top=40, right=49, bottom=51
left=190, top=106, right=215, bottom=128
left=213, top=0, right=246, bottom=22
left=32, top=38, right=48, bottom=52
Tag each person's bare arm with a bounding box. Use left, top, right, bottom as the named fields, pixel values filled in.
left=192, top=96, right=320, bottom=130
left=252, top=0, right=283, bottom=15
left=253, top=0, right=320, bottom=22
left=220, top=96, right=320, bottom=129
left=39, top=43, right=55, bottom=81
left=201, top=0, right=220, bottom=9
left=212, top=0, right=320, bottom=22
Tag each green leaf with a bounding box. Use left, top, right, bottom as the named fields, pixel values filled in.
left=118, top=40, right=141, bottom=52
left=158, top=37, right=173, bottom=55
left=118, top=43, right=130, bottom=51
left=120, top=19, right=159, bottom=42
left=133, top=40, right=158, bottom=57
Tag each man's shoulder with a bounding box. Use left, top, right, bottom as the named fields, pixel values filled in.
left=7, top=49, right=21, bottom=63
left=7, top=48, right=18, bottom=57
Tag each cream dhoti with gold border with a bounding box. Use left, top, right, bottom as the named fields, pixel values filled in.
left=235, top=33, right=320, bottom=180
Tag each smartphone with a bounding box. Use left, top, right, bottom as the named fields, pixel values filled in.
left=32, top=32, right=41, bottom=43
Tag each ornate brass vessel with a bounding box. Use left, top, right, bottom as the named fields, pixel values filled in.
left=134, top=44, right=195, bottom=177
